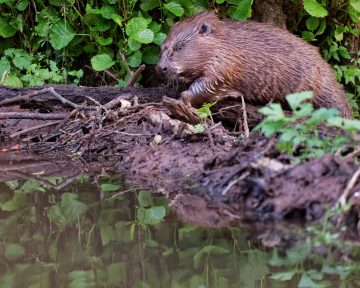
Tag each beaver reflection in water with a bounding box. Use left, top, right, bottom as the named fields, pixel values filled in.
left=156, top=12, right=352, bottom=118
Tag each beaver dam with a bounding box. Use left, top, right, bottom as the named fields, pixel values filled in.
left=1, top=84, right=360, bottom=286
left=1, top=84, right=359, bottom=225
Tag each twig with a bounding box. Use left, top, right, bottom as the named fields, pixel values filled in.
left=0, top=87, right=93, bottom=111
left=125, top=64, right=146, bottom=88
left=0, top=112, right=69, bottom=120
left=48, top=87, right=92, bottom=111
left=338, top=167, right=360, bottom=207
left=0, top=88, right=51, bottom=106
left=344, top=146, right=360, bottom=161
left=85, top=65, right=120, bottom=82
left=241, top=95, right=249, bottom=137
left=103, top=94, right=128, bottom=110
left=10, top=121, right=61, bottom=138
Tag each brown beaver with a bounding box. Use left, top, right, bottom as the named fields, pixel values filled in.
left=156, top=12, right=352, bottom=118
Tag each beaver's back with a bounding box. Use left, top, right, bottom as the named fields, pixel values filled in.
left=211, top=20, right=351, bottom=117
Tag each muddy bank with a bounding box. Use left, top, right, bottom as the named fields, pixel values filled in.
left=0, top=85, right=359, bottom=232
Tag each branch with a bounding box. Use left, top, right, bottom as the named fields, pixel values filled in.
left=0, top=112, right=69, bottom=120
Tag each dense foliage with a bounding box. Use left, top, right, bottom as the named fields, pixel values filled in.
left=0, top=0, right=359, bottom=114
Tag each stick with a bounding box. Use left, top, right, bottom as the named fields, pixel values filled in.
left=338, top=167, right=360, bottom=207
left=10, top=121, right=61, bottom=138
left=125, top=64, right=145, bottom=88
left=0, top=88, right=51, bottom=106
left=0, top=112, right=69, bottom=120
left=48, top=87, right=93, bottom=111
left=241, top=95, right=249, bottom=137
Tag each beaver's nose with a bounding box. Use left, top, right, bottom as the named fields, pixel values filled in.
left=155, top=64, right=167, bottom=74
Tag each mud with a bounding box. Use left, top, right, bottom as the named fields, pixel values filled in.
left=0, top=85, right=359, bottom=235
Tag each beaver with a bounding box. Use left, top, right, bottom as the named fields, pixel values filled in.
left=156, top=12, right=352, bottom=118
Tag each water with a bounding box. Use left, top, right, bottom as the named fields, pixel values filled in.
left=0, top=173, right=358, bottom=287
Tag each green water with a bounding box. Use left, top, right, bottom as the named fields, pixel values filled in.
left=0, top=173, right=358, bottom=288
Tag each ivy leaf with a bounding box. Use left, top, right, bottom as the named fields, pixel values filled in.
left=303, top=0, right=328, bottom=18
left=0, top=16, right=17, bottom=38
left=137, top=190, right=154, bottom=207
left=91, top=54, right=115, bottom=71
left=49, top=20, right=75, bottom=50
left=164, top=2, right=184, bottom=17
left=350, top=0, right=360, bottom=12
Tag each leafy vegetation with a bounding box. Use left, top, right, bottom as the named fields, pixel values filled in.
left=0, top=175, right=359, bottom=287
left=255, top=91, right=360, bottom=160
left=0, top=0, right=358, bottom=115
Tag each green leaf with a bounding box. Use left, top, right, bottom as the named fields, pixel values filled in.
left=100, top=183, right=121, bottom=192
left=306, top=17, right=319, bottom=31
left=12, top=49, right=33, bottom=69
left=137, top=206, right=166, bottom=224
left=194, top=245, right=229, bottom=268
left=128, top=38, right=142, bottom=51
left=48, top=193, right=88, bottom=225
left=49, top=20, right=75, bottom=50
left=140, top=0, right=160, bottom=11
left=138, top=190, right=154, bottom=207
left=142, top=46, right=159, bottom=64
left=126, top=17, right=148, bottom=37
left=16, top=0, right=29, bottom=11
left=270, top=271, right=296, bottom=281
left=4, top=244, right=25, bottom=261
left=153, top=32, right=166, bottom=45
left=0, top=57, right=11, bottom=77
left=350, top=0, right=360, bottom=12
left=298, top=273, right=328, bottom=288
left=192, top=124, right=206, bottom=133
left=133, top=29, right=154, bottom=44
left=149, top=22, right=161, bottom=33
left=302, top=31, right=316, bottom=41
left=338, top=46, right=351, bottom=59
left=164, top=2, right=185, bottom=17
left=91, top=54, right=115, bottom=71
left=286, top=91, right=314, bottom=111
left=3, top=74, right=23, bottom=87
left=95, top=36, right=113, bottom=46
left=228, top=0, right=253, bottom=20
left=127, top=50, right=142, bottom=68
left=258, top=103, right=285, bottom=120
left=0, top=17, right=17, bottom=38
left=0, top=193, right=26, bottom=211
left=111, top=14, right=123, bottom=26
left=303, top=0, right=328, bottom=18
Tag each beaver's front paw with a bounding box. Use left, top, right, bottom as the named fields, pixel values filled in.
left=180, top=90, right=194, bottom=107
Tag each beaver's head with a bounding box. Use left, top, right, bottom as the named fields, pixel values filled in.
left=156, top=12, right=220, bottom=84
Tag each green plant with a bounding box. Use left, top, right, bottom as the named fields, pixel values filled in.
left=255, top=91, right=360, bottom=160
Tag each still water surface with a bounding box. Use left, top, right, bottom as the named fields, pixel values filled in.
left=0, top=173, right=358, bottom=287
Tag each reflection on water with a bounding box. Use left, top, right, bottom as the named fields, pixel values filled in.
left=0, top=173, right=358, bottom=288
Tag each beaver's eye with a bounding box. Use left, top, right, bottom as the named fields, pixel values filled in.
left=174, top=43, right=184, bottom=52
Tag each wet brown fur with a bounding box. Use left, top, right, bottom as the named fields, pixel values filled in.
left=157, top=12, right=352, bottom=118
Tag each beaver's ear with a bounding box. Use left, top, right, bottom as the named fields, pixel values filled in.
left=199, top=22, right=211, bottom=36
